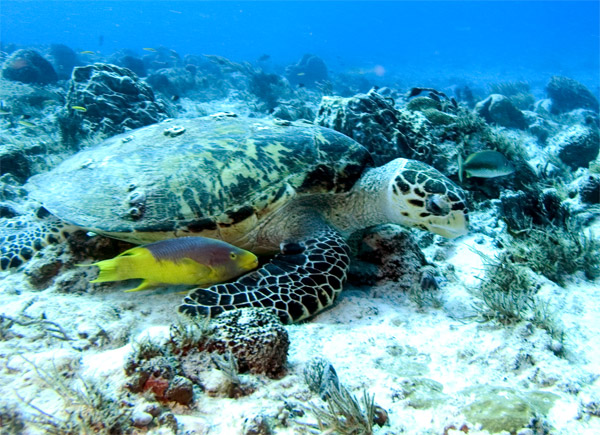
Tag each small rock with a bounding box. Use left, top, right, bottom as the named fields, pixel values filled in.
left=164, top=375, right=194, bottom=405
left=243, top=415, right=273, bottom=435
left=132, top=410, right=153, bottom=428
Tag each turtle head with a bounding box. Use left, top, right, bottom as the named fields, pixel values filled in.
left=384, top=159, right=469, bottom=238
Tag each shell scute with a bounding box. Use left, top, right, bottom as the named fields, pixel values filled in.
left=27, top=116, right=370, bottom=243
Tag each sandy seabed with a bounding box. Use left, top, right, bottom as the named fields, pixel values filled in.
left=1, top=214, right=599, bottom=435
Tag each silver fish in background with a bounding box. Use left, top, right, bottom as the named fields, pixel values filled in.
left=458, top=150, right=516, bottom=183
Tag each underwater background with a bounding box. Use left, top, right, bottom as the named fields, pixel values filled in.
left=1, top=1, right=600, bottom=435
left=2, top=0, right=599, bottom=93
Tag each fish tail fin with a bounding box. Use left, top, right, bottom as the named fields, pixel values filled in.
left=123, top=280, right=155, bottom=293
left=89, top=247, right=146, bottom=283
left=458, top=154, right=464, bottom=183
left=89, top=258, right=123, bottom=283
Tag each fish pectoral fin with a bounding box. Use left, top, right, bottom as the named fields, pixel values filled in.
left=124, top=280, right=155, bottom=293
left=177, top=259, right=212, bottom=283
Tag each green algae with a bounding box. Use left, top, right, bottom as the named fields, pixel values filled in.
left=375, top=345, right=431, bottom=377
left=407, top=96, right=442, bottom=112
left=400, top=377, right=448, bottom=409
left=460, top=385, right=559, bottom=434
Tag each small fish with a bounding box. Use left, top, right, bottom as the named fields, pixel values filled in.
left=258, top=54, right=271, bottom=62
left=18, top=120, right=36, bottom=128
left=85, top=236, right=258, bottom=292
left=0, top=109, right=10, bottom=115
left=296, top=72, right=306, bottom=76
left=169, top=9, right=182, bottom=14
left=458, top=150, right=515, bottom=183
left=143, top=47, right=157, bottom=52
left=80, top=51, right=95, bottom=55
left=71, top=105, right=87, bottom=112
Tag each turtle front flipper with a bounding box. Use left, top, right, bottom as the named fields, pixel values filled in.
left=179, top=227, right=350, bottom=324
left=0, top=210, right=74, bottom=270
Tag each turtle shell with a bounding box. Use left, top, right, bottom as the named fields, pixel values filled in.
left=27, top=115, right=372, bottom=245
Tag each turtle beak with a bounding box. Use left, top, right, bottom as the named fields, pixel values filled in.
left=429, top=210, right=469, bottom=239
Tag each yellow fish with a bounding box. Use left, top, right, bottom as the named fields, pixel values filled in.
left=143, top=47, right=157, bottom=52
left=87, top=237, right=258, bottom=292
left=80, top=51, right=95, bottom=55
left=18, top=120, right=36, bottom=127
left=71, top=106, right=87, bottom=112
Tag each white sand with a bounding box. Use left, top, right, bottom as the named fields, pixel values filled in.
left=1, top=216, right=599, bottom=435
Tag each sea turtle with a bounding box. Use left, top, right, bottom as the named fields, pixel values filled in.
left=1, top=113, right=468, bottom=323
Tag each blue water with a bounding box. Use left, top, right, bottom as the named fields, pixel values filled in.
left=2, top=1, right=599, bottom=91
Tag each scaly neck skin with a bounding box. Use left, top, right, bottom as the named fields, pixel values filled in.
left=254, top=165, right=393, bottom=249
left=321, top=165, right=391, bottom=237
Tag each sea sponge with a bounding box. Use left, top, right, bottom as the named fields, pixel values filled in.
left=203, top=308, right=289, bottom=377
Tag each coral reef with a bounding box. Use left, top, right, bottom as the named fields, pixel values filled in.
left=59, top=63, right=168, bottom=146
left=498, top=188, right=569, bottom=232
left=146, top=67, right=199, bottom=98
left=49, top=44, right=78, bottom=81
left=124, top=336, right=195, bottom=406
left=118, top=55, right=146, bottom=77
left=285, top=54, right=328, bottom=87
left=316, top=89, right=435, bottom=165
left=546, top=75, right=599, bottom=114
left=578, top=175, right=600, bottom=204
left=1, top=49, right=58, bottom=85
left=475, top=94, right=529, bottom=129
left=546, top=124, right=600, bottom=169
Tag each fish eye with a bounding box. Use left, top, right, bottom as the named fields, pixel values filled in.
left=229, top=252, right=237, bottom=260
left=426, top=195, right=450, bottom=216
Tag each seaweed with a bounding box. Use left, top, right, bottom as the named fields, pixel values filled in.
left=488, top=81, right=535, bottom=110
left=408, top=266, right=443, bottom=309
left=167, top=315, right=210, bottom=355
left=307, top=387, right=376, bottom=435
left=210, top=350, right=254, bottom=398
left=17, top=358, right=131, bottom=434
left=471, top=251, right=538, bottom=325
left=302, top=358, right=381, bottom=434
left=0, top=312, right=72, bottom=342
left=510, top=220, right=600, bottom=286
left=0, top=402, right=26, bottom=433
left=471, top=249, right=568, bottom=353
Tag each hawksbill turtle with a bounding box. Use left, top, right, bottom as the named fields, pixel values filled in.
left=1, top=113, right=468, bottom=323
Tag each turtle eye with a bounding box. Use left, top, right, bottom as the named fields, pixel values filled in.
left=230, top=252, right=237, bottom=260
left=426, top=195, right=450, bottom=216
